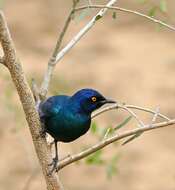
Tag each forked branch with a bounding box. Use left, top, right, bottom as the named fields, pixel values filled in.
left=1, top=0, right=175, bottom=188
left=40, top=2, right=175, bottom=99
left=0, top=11, right=63, bottom=190
left=40, top=0, right=80, bottom=98
left=54, top=103, right=172, bottom=170
left=57, top=118, right=175, bottom=170
left=75, top=5, right=175, bottom=31
left=40, top=0, right=118, bottom=98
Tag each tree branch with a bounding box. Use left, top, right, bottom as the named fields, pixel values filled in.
left=75, top=5, right=175, bottom=32
left=39, top=2, right=175, bottom=100
left=1, top=0, right=174, bottom=187
left=40, top=0, right=80, bottom=98
left=0, top=11, right=63, bottom=190
left=57, top=118, right=175, bottom=170
left=92, top=103, right=171, bottom=121
left=40, top=0, right=118, bottom=97
left=54, top=0, right=118, bottom=63
left=56, top=103, right=172, bottom=170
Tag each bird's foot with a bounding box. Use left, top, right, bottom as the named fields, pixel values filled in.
left=39, top=127, right=46, bottom=139
left=48, top=157, right=58, bottom=174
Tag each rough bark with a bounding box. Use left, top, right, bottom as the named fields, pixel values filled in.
left=0, top=11, right=62, bottom=190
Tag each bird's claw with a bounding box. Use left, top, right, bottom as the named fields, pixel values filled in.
left=39, top=127, right=46, bottom=138
left=48, top=157, right=58, bottom=175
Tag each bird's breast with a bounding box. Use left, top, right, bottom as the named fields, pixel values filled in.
left=46, top=110, right=91, bottom=142
left=62, top=112, right=91, bottom=142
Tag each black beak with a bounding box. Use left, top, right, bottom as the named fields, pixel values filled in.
left=105, top=99, right=116, bottom=104
left=100, top=98, right=117, bottom=105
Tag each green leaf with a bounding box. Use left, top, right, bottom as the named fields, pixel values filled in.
left=100, top=126, right=114, bottom=137
left=112, top=12, right=117, bottom=19
left=148, top=6, right=157, bottom=17
left=99, top=127, right=115, bottom=140
left=122, top=131, right=143, bottom=145
left=114, top=116, right=132, bottom=131
left=159, top=0, right=167, bottom=13
left=106, top=164, right=117, bottom=179
left=106, top=127, right=115, bottom=135
left=90, top=122, right=98, bottom=134
left=95, top=15, right=102, bottom=21
left=106, top=155, right=119, bottom=179
left=86, top=150, right=104, bottom=165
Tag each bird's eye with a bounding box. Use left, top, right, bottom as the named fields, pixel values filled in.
left=91, top=96, right=97, bottom=102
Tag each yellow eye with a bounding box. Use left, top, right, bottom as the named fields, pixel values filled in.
left=91, top=96, right=97, bottom=102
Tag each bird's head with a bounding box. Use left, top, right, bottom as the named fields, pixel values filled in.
left=70, top=88, right=116, bottom=114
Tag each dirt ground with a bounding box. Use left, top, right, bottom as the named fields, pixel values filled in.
left=1, top=0, right=175, bottom=190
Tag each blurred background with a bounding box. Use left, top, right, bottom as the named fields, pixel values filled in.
left=1, top=0, right=175, bottom=189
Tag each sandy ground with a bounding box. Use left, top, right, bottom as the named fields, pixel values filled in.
left=1, top=0, right=175, bottom=190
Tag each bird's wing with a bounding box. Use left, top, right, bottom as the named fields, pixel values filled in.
left=38, top=96, right=66, bottom=122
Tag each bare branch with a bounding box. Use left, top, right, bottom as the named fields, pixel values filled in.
left=40, top=2, right=175, bottom=104
left=92, top=103, right=171, bottom=145
left=40, top=2, right=175, bottom=100
left=0, top=11, right=63, bottom=190
left=122, top=107, right=160, bottom=145
left=123, top=107, right=160, bottom=145
left=55, top=103, right=172, bottom=168
left=92, top=103, right=171, bottom=121
left=57, top=119, right=175, bottom=170
left=54, top=0, right=118, bottom=64
left=40, top=0, right=80, bottom=98
left=119, top=105, right=145, bottom=127
left=40, top=0, right=118, bottom=98
left=125, top=105, right=171, bottom=121
left=75, top=5, right=175, bottom=32
left=151, top=107, right=160, bottom=124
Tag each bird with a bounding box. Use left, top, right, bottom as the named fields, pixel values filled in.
left=38, top=88, right=116, bottom=173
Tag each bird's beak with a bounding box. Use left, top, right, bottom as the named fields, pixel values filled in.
left=104, top=99, right=117, bottom=104
left=100, top=99, right=117, bottom=105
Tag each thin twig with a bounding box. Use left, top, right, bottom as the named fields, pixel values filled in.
left=54, top=0, right=118, bottom=64
left=122, top=107, right=160, bottom=145
left=40, top=0, right=118, bottom=98
left=151, top=107, right=159, bottom=124
left=119, top=105, right=145, bottom=127
left=94, top=103, right=170, bottom=145
left=114, top=116, right=132, bottom=131
left=57, top=118, right=175, bottom=170
left=40, top=2, right=175, bottom=102
left=126, top=105, right=170, bottom=121
left=75, top=5, right=175, bottom=31
left=92, top=103, right=171, bottom=121
left=95, top=103, right=144, bottom=145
